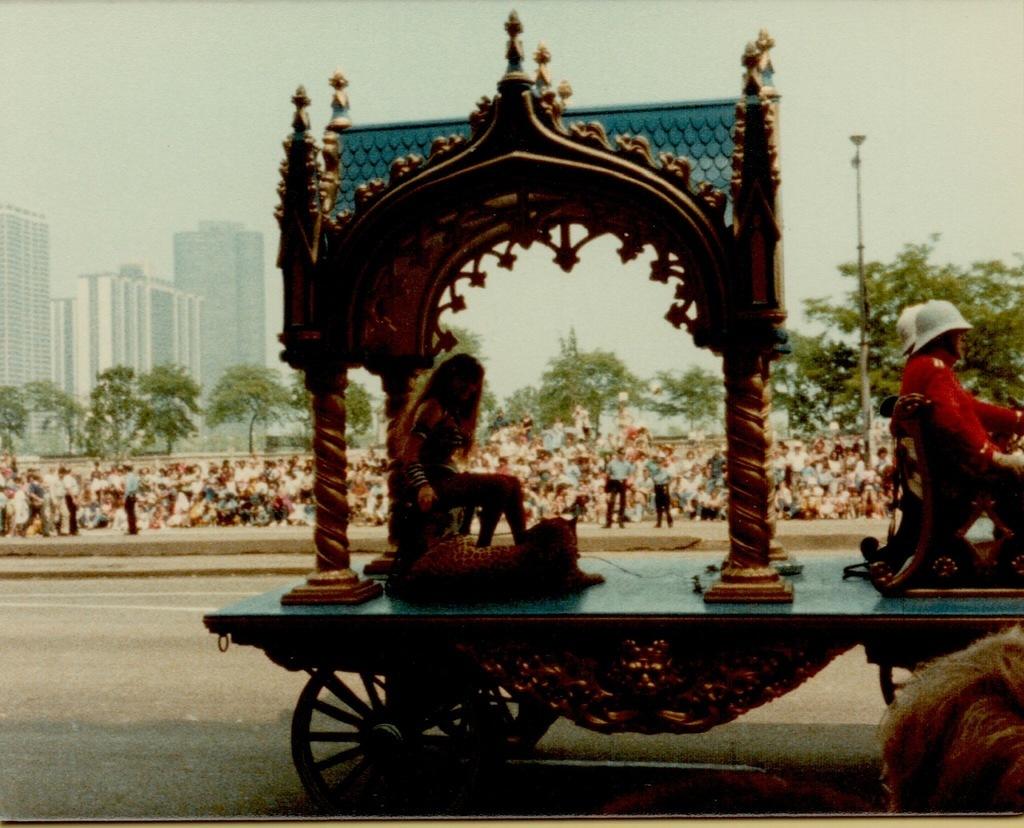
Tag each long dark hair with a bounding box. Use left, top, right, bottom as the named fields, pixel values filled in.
left=394, top=354, right=484, bottom=456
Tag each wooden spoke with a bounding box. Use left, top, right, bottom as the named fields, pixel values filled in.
left=314, top=744, right=365, bottom=771
left=312, top=698, right=363, bottom=727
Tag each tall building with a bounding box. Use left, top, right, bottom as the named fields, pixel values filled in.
left=72, top=264, right=202, bottom=396
left=0, top=204, right=51, bottom=385
left=173, top=221, right=265, bottom=389
left=50, top=297, right=75, bottom=395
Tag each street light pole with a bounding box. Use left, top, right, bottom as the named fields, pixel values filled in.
left=850, top=134, right=872, bottom=461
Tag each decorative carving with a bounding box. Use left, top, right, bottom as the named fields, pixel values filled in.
left=533, top=41, right=552, bottom=95
left=658, top=152, right=692, bottom=190
left=461, top=636, right=849, bottom=734
left=326, top=69, right=352, bottom=132
left=358, top=193, right=708, bottom=358
left=388, top=154, right=424, bottom=186
left=503, top=11, right=526, bottom=77
left=320, top=132, right=341, bottom=217
left=557, top=79, right=573, bottom=109
left=615, top=134, right=655, bottom=168
left=569, top=121, right=612, bottom=151
left=696, top=181, right=727, bottom=213
left=427, top=134, right=467, bottom=165
left=354, top=177, right=387, bottom=210
left=469, top=96, right=494, bottom=137
left=291, top=85, right=311, bottom=133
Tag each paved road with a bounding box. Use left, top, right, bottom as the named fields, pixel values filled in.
left=0, top=574, right=892, bottom=819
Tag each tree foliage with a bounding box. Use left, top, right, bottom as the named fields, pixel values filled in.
left=503, top=385, right=541, bottom=425
left=206, top=364, right=292, bottom=454
left=645, top=367, right=723, bottom=432
left=24, top=380, right=84, bottom=453
left=84, top=367, right=148, bottom=458
left=138, top=364, right=202, bottom=454
left=537, top=329, right=640, bottom=431
left=0, top=386, right=28, bottom=452
left=781, top=240, right=1024, bottom=431
left=288, top=370, right=374, bottom=447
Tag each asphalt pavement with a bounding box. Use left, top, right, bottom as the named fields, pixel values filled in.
left=0, top=517, right=888, bottom=579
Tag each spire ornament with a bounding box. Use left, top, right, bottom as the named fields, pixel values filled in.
left=327, top=69, right=352, bottom=132
left=557, top=79, right=573, bottom=109
left=534, top=41, right=552, bottom=95
left=291, top=86, right=311, bottom=133
left=502, top=11, right=529, bottom=80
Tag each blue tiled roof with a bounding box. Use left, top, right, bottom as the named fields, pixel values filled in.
left=338, top=98, right=735, bottom=213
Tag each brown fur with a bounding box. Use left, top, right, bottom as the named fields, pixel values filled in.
left=879, top=626, right=1024, bottom=813
left=393, top=516, right=604, bottom=601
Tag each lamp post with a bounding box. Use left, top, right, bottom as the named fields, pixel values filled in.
left=850, top=134, right=872, bottom=460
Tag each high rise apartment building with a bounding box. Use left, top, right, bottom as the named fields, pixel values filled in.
left=50, top=297, right=75, bottom=395
left=0, top=205, right=51, bottom=385
left=72, top=264, right=202, bottom=396
left=173, top=221, right=265, bottom=389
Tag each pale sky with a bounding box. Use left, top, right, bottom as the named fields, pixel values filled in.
left=2, top=0, right=1022, bottom=402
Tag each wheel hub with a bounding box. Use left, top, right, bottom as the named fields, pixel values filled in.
left=367, top=721, right=405, bottom=759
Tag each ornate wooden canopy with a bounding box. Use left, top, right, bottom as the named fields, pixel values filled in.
left=275, top=13, right=793, bottom=604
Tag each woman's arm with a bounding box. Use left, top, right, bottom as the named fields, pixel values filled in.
left=399, top=400, right=443, bottom=511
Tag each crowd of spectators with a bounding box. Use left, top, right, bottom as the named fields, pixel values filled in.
left=0, top=411, right=895, bottom=537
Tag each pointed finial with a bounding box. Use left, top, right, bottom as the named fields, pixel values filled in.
left=557, top=79, right=573, bottom=109
left=741, top=41, right=761, bottom=95
left=327, top=68, right=352, bottom=132
left=504, top=11, right=526, bottom=76
left=756, top=29, right=776, bottom=93
left=534, top=41, right=552, bottom=94
left=291, top=86, right=311, bottom=133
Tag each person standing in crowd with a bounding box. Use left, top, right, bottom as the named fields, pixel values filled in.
left=603, top=447, right=633, bottom=528
left=123, top=463, right=140, bottom=535
left=62, top=467, right=80, bottom=536
left=26, top=472, right=49, bottom=537
left=649, top=452, right=674, bottom=528
left=44, top=466, right=64, bottom=535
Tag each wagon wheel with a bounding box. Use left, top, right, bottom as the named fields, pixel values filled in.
left=480, top=685, right=558, bottom=757
left=291, top=669, right=485, bottom=815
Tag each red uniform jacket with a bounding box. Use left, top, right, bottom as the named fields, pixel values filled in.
left=900, top=349, right=1023, bottom=471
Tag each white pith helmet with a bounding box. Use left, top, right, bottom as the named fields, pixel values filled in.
left=913, top=299, right=972, bottom=353
left=896, top=303, right=924, bottom=356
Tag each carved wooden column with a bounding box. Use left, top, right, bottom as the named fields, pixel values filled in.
left=282, top=367, right=382, bottom=605
left=704, top=345, right=792, bottom=603
left=364, top=360, right=420, bottom=576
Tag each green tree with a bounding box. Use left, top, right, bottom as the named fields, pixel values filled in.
left=23, top=380, right=85, bottom=453
left=288, top=370, right=375, bottom=447
left=790, top=240, right=1024, bottom=427
left=138, top=364, right=202, bottom=454
left=773, top=331, right=858, bottom=435
left=646, top=367, right=723, bottom=432
left=0, top=386, right=28, bottom=453
left=503, top=386, right=541, bottom=425
left=537, top=329, right=640, bottom=431
left=84, top=367, right=148, bottom=458
left=206, top=365, right=292, bottom=455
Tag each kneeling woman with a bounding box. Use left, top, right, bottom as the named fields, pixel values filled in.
left=394, top=354, right=527, bottom=549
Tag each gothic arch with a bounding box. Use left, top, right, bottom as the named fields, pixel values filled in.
left=275, top=14, right=792, bottom=605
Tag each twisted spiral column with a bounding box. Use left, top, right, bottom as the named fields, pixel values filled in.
left=281, top=366, right=381, bottom=605
left=704, top=346, right=791, bottom=603
left=310, top=370, right=352, bottom=571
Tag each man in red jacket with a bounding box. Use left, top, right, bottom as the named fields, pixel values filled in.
left=899, top=300, right=1024, bottom=480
